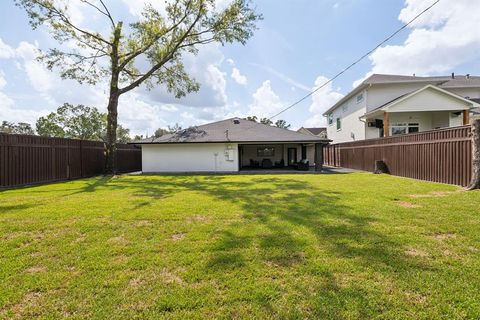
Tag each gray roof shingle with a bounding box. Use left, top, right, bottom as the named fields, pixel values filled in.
left=301, top=127, right=327, bottom=136
left=134, top=118, right=329, bottom=144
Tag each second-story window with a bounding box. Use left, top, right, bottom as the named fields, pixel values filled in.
left=336, top=118, right=342, bottom=131
left=328, top=114, right=333, bottom=125
left=356, top=93, right=364, bottom=103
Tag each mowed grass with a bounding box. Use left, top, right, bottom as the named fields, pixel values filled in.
left=1, top=173, right=480, bottom=319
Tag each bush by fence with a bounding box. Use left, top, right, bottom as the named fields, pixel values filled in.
left=323, top=126, right=472, bottom=186
left=0, top=133, right=141, bottom=188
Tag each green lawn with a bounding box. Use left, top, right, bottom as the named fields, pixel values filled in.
left=1, top=173, right=480, bottom=319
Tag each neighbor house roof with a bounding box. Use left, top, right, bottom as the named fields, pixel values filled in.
left=361, top=85, right=480, bottom=119
left=322, top=73, right=480, bottom=116
left=298, top=127, right=327, bottom=136
left=134, top=118, right=329, bottom=144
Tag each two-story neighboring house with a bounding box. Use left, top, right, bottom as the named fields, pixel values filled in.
left=323, top=74, right=480, bottom=143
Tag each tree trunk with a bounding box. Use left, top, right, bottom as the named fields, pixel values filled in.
left=467, top=119, right=480, bottom=190
left=105, top=90, right=119, bottom=174
left=104, top=22, right=122, bottom=175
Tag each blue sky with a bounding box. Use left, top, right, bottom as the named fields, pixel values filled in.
left=1, top=0, right=480, bottom=135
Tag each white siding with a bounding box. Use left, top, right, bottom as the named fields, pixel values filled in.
left=366, top=83, right=431, bottom=112
left=142, top=143, right=239, bottom=173
left=326, top=90, right=367, bottom=143
left=387, top=88, right=471, bottom=112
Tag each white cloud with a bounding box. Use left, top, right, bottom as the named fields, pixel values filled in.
left=358, top=0, right=480, bottom=79
left=304, top=76, right=344, bottom=127
left=160, top=104, right=178, bottom=112
left=248, top=80, right=284, bottom=118
left=0, top=38, right=15, bottom=59
left=231, top=67, right=247, bottom=85
left=146, top=44, right=228, bottom=108
left=309, top=76, right=344, bottom=114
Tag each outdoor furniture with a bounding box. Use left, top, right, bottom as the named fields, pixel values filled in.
left=261, top=158, right=273, bottom=168
left=296, top=159, right=309, bottom=171
left=274, top=159, right=285, bottom=168
left=249, top=159, right=260, bottom=167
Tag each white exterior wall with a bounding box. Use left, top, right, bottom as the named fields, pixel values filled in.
left=326, top=81, right=480, bottom=143
left=366, top=83, right=432, bottom=112
left=326, top=90, right=367, bottom=143
left=142, top=143, right=239, bottom=173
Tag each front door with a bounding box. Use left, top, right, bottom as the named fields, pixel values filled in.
left=287, top=148, right=297, bottom=166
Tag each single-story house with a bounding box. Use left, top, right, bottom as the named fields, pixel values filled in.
left=134, top=118, right=329, bottom=173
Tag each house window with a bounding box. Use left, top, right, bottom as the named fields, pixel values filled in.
left=336, top=118, right=342, bottom=131
left=356, top=93, right=364, bottom=103
left=257, top=147, right=275, bottom=157
left=391, top=123, right=419, bottom=135
left=342, top=104, right=348, bottom=112
left=327, top=114, right=333, bottom=126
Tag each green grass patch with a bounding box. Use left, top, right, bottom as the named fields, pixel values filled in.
left=1, top=173, right=480, bottom=319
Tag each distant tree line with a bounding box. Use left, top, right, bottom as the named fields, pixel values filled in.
left=1, top=109, right=294, bottom=142
left=0, top=103, right=133, bottom=143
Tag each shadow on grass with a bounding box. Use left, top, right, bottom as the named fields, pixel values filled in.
left=25, top=174, right=433, bottom=315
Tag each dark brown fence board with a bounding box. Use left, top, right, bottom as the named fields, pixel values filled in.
left=323, top=126, right=472, bottom=186
left=0, top=133, right=141, bottom=188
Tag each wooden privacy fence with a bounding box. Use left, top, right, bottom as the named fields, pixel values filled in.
left=323, top=126, right=472, bottom=186
left=0, top=133, right=141, bottom=188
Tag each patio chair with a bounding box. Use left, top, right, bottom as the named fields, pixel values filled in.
left=261, top=158, right=273, bottom=168
left=297, top=159, right=309, bottom=171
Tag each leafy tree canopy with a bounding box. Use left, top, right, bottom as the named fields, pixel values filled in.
left=244, top=116, right=291, bottom=129
left=36, top=103, right=131, bottom=142
left=0, top=121, right=35, bottom=135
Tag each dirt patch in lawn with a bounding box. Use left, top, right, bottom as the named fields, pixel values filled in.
left=409, top=190, right=464, bottom=198
left=171, top=233, right=185, bottom=241
left=160, top=268, right=184, bottom=284
left=6, top=291, right=43, bottom=317
left=25, top=266, right=47, bottom=274
left=186, top=215, right=207, bottom=224
left=396, top=201, right=422, bottom=208
left=405, top=248, right=429, bottom=258
left=432, top=232, right=456, bottom=241
left=136, top=220, right=153, bottom=227
left=107, top=235, right=129, bottom=245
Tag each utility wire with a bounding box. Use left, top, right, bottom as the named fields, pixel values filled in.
left=261, top=0, right=441, bottom=122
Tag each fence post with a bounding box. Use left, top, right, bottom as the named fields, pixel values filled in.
left=468, top=120, right=480, bottom=190
left=80, top=140, right=83, bottom=178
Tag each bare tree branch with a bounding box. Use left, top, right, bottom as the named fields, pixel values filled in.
left=98, top=0, right=116, bottom=28
left=47, top=4, right=112, bottom=46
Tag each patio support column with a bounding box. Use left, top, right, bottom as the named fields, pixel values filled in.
left=383, top=112, right=390, bottom=137
left=463, top=110, right=470, bottom=125
left=314, top=143, right=323, bottom=172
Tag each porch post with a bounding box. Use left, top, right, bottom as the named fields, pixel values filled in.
left=463, top=110, right=470, bottom=125
left=383, top=112, right=390, bottom=137
left=314, top=143, right=323, bottom=172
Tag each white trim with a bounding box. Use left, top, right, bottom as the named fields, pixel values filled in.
left=361, top=84, right=479, bottom=119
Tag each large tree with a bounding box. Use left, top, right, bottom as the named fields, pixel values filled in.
left=17, top=0, right=261, bottom=173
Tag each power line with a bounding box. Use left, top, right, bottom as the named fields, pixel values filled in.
left=263, top=0, right=441, bottom=122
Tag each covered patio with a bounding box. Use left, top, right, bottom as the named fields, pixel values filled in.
left=238, top=142, right=323, bottom=171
